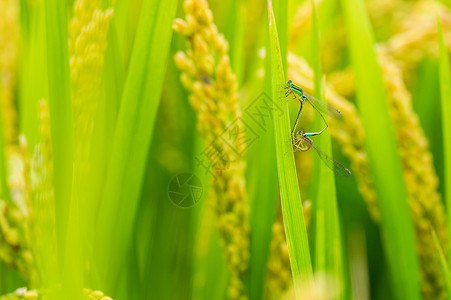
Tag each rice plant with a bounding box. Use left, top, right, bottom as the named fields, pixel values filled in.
left=0, top=0, right=450, bottom=299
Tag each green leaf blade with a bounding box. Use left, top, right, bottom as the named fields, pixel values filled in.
left=93, top=0, right=178, bottom=294
left=340, top=0, right=421, bottom=299
left=267, top=1, right=312, bottom=296
left=438, top=14, right=451, bottom=263
left=309, top=1, right=345, bottom=297
left=44, top=0, right=74, bottom=284
left=432, top=230, right=451, bottom=299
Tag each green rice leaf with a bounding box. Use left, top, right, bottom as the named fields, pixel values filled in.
left=44, top=0, right=73, bottom=261
left=19, top=4, right=48, bottom=151
left=267, top=0, right=312, bottom=296
left=432, top=230, right=451, bottom=298
left=247, top=19, right=279, bottom=300
left=93, top=0, right=178, bottom=293
left=309, top=1, right=345, bottom=297
left=340, top=0, right=421, bottom=299
left=438, top=13, right=451, bottom=262
left=273, top=0, right=287, bottom=72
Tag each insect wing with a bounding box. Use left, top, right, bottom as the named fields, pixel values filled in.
left=302, top=91, right=343, bottom=120
left=310, top=141, right=352, bottom=177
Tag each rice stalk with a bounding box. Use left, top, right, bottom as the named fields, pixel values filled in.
left=174, top=0, right=250, bottom=298
left=61, top=1, right=115, bottom=295
left=378, top=49, right=446, bottom=299
left=0, top=192, right=34, bottom=284
left=69, top=0, right=113, bottom=164
left=385, top=1, right=451, bottom=73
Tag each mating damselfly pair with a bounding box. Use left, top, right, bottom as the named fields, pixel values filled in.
left=282, top=80, right=352, bottom=177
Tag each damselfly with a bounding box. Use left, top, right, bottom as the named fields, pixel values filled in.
left=292, top=130, right=352, bottom=177
left=282, top=80, right=343, bottom=142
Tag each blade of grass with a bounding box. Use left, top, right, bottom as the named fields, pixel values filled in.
left=340, top=0, right=421, bottom=299
left=107, top=0, right=128, bottom=60
left=437, top=14, right=451, bottom=262
left=273, top=0, right=287, bottom=72
left=0, top=262, right=24, bottom=295
left=93, top=0, right=178, bottom=294
left=19, top=4, right=48, bottom=151
left=247, top=20, right=279, bottom=299
left=86, top=0, right=125, bottom=226
left=101, top=10, right=125, bottom=144
left=432, top=230, right=451, bottom=298
left=267, top=0, right=312, bottom=296
left=44, top=0, right=73, bottom=279
left=19, top=0, right=30, bottom=38
left=190, top=132, right=227, bottom=300
left=309, top=1, right=345, bottom=297
left=137, top=163, right=193, bottom=299
left=412, top=60, right=443, bottom=188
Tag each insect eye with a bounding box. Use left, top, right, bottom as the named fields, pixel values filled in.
left=287, top=80, right=292, bottom=85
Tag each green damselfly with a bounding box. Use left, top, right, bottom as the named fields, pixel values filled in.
left=282, top=80, right=343, bottom=142
left=293, top=130, right=352, bottom=177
